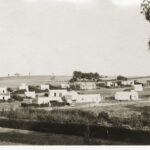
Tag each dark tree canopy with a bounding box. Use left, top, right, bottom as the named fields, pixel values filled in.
left=141, top=0, right=150, bottom=50
left=117, top=75, right=127, bottom=81
left=70, top=71, right=101, bottom=82
left=141, top=0, right=150, bottom=22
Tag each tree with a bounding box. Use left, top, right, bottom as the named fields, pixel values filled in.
left=117, top=75, right=127, bottom=81
left=141, top=0, right=150, bottom=49
left=141, top=0, right=150, bottom=21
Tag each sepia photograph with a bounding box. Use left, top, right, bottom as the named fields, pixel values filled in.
left=0, top=0, right=150, bottom=147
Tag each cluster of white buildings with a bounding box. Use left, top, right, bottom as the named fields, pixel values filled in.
left=31, top=89, right=101, bottom=105
left=17, top=83, right=101, bottom=106
left=0, top=80, right=145, bottom=104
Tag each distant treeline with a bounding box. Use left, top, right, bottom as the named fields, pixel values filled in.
left=70, top=71, right=101, bottom=82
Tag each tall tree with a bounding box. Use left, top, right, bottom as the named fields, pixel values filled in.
left=141, top=0, right=150, bottom=49
left=141, top=0, right=150, bottom=21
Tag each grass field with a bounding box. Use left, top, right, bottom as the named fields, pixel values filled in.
left=0, top=75, right=71, bottom=88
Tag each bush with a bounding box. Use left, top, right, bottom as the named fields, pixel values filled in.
left=12, top=94, right=24, bottom=101
left=7, top=88, right=13, bottom=93
left=13, top=89, right=26, bottom=94
left=98, top=112, right=109, bottom=121
left=110, top=117, right=123, bottom=128
left=50, top=101, right=66, bottom=107
left=29, top=85, right=48, bottom=93
left=0, top=108, right=97, bottom=125
left=128, top=114, right=143, bottom=128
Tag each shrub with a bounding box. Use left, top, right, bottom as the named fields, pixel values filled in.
left=13, top=89, right=26, bottom=94
left=12, top=94, right=24, bottom=101
left=110, top=117, right=123, bottom=128
left=128, top=114, right=143, bottom=128
left=7, top=88, right=13, bottom=93
left=29, top=85, right=48, bottom=93
left=98, top=111, right=109, bottom=121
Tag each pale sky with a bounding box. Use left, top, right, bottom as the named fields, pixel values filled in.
left=0, top=0, right=150, bottom=77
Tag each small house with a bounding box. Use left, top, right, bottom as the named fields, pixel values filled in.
left=0, top=93, right=10, bottom=101
left=25, top=91, right=36, bottom=98
left=0, top=87, right=7, bottom=94
left=133, top=84, right=143, bottom=92
left=61, top=83, right=70, bottom=89
left=32, top=96, right=51, bottom=105
left=115, top=91, right=138, bottom=101
left=106, top=81, right=113, bottom=87
left=78, top=82, right=96, bottom=90
left=121, top=80, right=134, bottom=86
left=68, top=91, right=78, bottom=101
left=40, top=84, right=49, bottom=90
left=19, top=83, right=28, bottom=91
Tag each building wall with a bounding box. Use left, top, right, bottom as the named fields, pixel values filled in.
left=0, top=95, right=10, bottom=100
left=77, top=94, right=101, bottom=103
left=19, top=83, right=28, bottom=91
left=33, top=97, right=51, bottom=105
left=0, top=88, right=7, bottom=94
left=25, top=91, right=36, bottom=98
left=61, top=83, right=70, bottom=89
left=115, top=91, right=138, bottom=101
left=133, top=84, right=143, bottom=91
left=49, top=90, right=68, bottom=97
left=41, top=85, right=49, bottom=90
left=79, top=82, right=96, bottom=90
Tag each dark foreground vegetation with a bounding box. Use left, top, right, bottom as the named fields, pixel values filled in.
left=0, top=109, right=150, bottom=144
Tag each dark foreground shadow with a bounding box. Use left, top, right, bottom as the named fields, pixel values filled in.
left=0, top=129, right=85, bottom=145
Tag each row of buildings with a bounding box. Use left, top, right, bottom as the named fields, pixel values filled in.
left=0, top=81, right=145, bottom=104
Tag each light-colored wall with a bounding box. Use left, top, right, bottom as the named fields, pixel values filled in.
left=115, top=91, right=138, bottom=100
left=134, top=84, right=143, bottom=91
left=19, top=83, right=28, bottom=91
left=0, top=95, right=10, bottom=100
left=77, top=94, right=101, bottom=103
left=25, top=91, right=36, bottom=98
left=0, top=88, right=7, bottom=94
left=41, top=84, right=49, bottom=90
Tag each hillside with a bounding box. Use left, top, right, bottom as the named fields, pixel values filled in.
left=0, top=75, right=72, bottom=88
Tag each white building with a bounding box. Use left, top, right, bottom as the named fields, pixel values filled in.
left=133, top=84, right=143, bottom=92
left=40, top=84, right=49, bottom=90
left=78, top=82, right=96, bottom=90
left=25, top=91, right=36, bottom=98
left=106, top=82, right=113, bottom=87
left=115, top=91, right=138, bottom=101
left=68, top=91, right=78, bottom=101
left=0, top=93, right=10, bottom=101
left=61, top=83, right=70, bottom=89
left=77, top=94, right=101, bottom=103
left=0, top=87, right=7, bottom=94
left=49, top=89, right=68, bottom=97
left=121, top=80, right=134, bottom=86
left=32, top=97, right=51, bottom=105
left=19, top=83, right=28, bottom=91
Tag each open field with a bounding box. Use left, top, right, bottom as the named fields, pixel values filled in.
left=0, top=75, right=71, bottom=88
left=81, top=100, right=150, bottom=118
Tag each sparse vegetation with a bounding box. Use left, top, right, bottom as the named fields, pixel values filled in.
left=12, top=94, right=24, bottom=102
